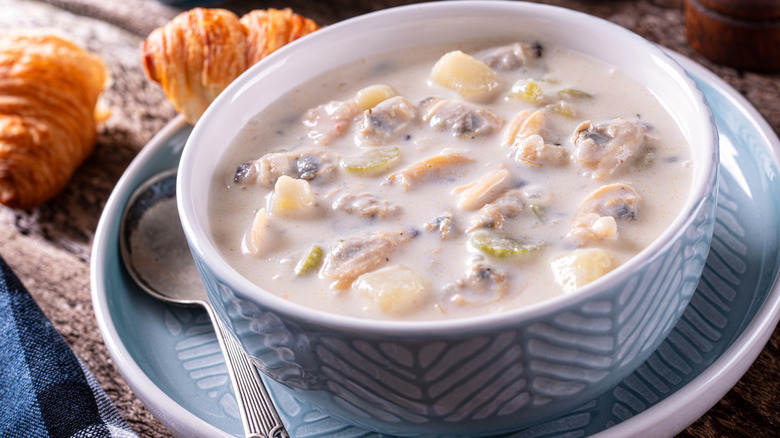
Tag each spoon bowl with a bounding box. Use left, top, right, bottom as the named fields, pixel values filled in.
left=118, top=168, right=288, bottom=438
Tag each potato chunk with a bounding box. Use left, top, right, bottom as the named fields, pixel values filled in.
left=430, top=50, right=500, bottom=101
left=509, top=78, right=545, bottom=104
left=355, top=84, right=398, bottom=110
left=354, top=265, right=428, bottom=314
left=550, top=248, right=614, bottom=293
left=268, top=175, right=315, bottom=217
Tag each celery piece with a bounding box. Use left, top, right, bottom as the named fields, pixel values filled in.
left=295, top=244, right=324, bottom=276
left=471, top=230, right=542, bottom=258
left=341, top=146, right=400, bottom=176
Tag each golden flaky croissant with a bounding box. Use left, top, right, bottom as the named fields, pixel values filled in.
left=142, top=8, right=320, bottom=124
left=0, top=33, right=110, bottom=210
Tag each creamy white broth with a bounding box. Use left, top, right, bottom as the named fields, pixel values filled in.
left=208, top=38, right=692, bottom=321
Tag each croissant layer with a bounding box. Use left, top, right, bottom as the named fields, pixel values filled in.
left=0, top=33, right=110, bottom=210
left=142, top=7, right=320, bottom=123
left=241, top=8, right=321, bottom=66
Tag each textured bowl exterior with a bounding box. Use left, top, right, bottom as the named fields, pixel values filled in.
left=178, top=1, right=719, bottom=435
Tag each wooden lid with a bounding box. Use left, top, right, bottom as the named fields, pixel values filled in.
left=686, top=0, right=780, bottom=72
left=697, top=0, right=780, bottom=21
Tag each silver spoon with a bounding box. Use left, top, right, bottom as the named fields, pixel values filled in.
left=119, top=168, right=288, bottom=438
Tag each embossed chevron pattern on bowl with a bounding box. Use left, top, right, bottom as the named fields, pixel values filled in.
left=600, top=174, right=748, bottom=427
left=192, top=184, right=716, bottom=436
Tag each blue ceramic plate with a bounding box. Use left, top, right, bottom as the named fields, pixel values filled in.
left=91, top=54, right=780, bottom=438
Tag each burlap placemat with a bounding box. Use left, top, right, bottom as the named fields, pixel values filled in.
left=1, top=0, right=778, bottom=436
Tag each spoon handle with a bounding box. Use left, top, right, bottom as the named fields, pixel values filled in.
left=211, top=312, right=288, bottom=438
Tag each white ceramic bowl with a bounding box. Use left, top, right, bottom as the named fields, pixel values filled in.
left=178, top=1, right=718, bottom=436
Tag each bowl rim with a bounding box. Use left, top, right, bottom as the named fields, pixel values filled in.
left=178, top=0, right=719, bottom=334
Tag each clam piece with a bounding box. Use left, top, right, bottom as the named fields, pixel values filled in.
left=386, top=149, right=474, bottom=190
left=569, top=183, right=641, bottom=245
left=466, top=189, right=526, bottom=232
left=234, top=148, right=339, bottom=188
left=479, top=41, right=543, bottom=71
left=303, top=99, right=361, bottom=145
left=452, top=165, right=512, bottom=211
left=577, top=183, right=641, bottom=221
left=568, top=214, right=619, bottom=245
left=234, top=153, right=291, bottom=188
left=321, top=230, right=416, bottom=289
left=443, top=257, right=509, bottom=305
left=503, top=110, right=567, bottom=167
left=423, top=212, right=455, bottom=240
left=420, top=97, right=503, bottom=138
left=327, top=189, right=400, bottom=219
left=572, top=118, right=650, bottom=179
left=243, top=208, right=272, bottom=257
left=357, top=96, right=418, bottom=145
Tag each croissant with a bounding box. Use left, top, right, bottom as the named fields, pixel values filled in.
left=241, top=9, right=321, bottom=66
left=0, top=33, right=110, bottom=210
left=142, top=8, right=320, bottom=124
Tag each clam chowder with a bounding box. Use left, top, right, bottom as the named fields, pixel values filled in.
left=208, top=39, right=692, bottom=320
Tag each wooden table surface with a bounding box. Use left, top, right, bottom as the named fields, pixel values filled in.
left=1, top=0, right=779, bottom=436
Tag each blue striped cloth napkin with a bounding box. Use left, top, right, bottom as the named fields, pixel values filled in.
left=0, top=254, right=138, bottom=438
